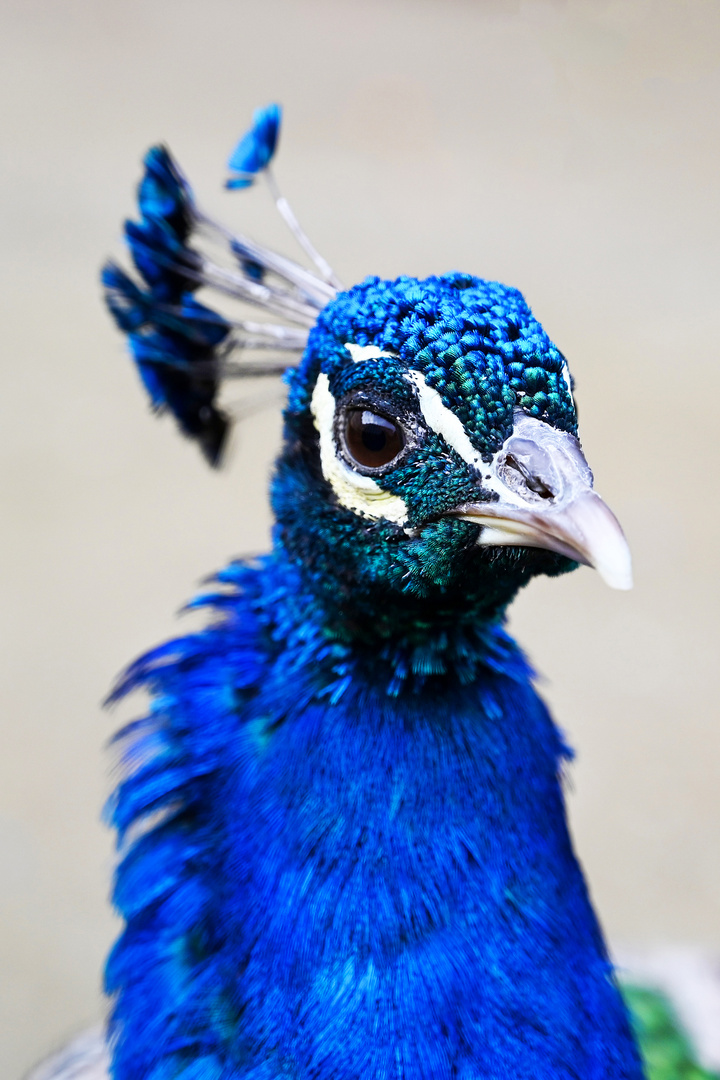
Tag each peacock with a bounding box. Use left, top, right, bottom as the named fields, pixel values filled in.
left=30, top=104, right=718, bottom=1080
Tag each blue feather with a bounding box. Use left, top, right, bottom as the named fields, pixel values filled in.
left=124, top=217, right=201, bottom=301
left=102, top=134, right=312, bottom=463
left=226, top=103, right=281, bottom=189
left=112, top=824, right=202, bottom=919
left=138, top=145, right=193, bottom=240
left=102, top=246, right=232, bottom=463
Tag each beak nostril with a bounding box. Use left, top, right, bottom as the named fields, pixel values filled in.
left=504, top=453, right=555, bottom=500
left=526, top=475, right=554, bottom=500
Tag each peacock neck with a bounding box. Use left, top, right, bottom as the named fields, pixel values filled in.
left=260, top=535, right=532, bottom=698
left=205, top=551, right=643, bottom=1076
left=108, top=549, right=643, bottom=1078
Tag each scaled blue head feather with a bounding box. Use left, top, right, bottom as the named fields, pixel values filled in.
left=289, top=273, right=577, bottom=461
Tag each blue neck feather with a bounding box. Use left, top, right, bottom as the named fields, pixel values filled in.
left=107, top=546, right=642, bottom=1079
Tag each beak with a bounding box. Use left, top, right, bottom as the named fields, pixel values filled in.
left=453, top=412, right=632, bottom=590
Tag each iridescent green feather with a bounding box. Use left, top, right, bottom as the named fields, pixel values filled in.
left=623, top=984, right=720, bottom=1080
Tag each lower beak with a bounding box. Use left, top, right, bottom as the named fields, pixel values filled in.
left=452, top=413, right=632, bottom=591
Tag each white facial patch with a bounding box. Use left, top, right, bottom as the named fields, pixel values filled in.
left=310, top=373, right=409, bottom=525
left=344, top=342, right=398, bottom=363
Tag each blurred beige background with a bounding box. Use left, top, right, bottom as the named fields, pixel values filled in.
left=2, top=0, right=719, bottom=1075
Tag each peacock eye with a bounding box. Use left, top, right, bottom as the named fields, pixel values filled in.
left=342, top=407, right=405, bottom=471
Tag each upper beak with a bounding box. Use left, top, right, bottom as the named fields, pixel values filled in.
left=453, top=412, right=632, bottom=590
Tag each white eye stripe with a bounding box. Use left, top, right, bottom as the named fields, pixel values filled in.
left=310, top=373, right=409, bottom=525
left=344, top=342, right=398, bottom=363
left=404, top=370, right=484, bottom=471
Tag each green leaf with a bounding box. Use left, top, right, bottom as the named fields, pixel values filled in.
left=622, top=983, right=720, bottom=1080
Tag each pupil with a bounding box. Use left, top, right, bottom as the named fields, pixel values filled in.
left=362, top=415, right=390, bottom=452
left=344, top=408, right=404, bottom=469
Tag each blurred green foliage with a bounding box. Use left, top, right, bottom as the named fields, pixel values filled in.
left=623, top=985, right=720, bottom=1080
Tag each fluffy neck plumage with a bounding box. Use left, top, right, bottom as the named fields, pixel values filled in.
left=107, top=546, right=642, bottom=1079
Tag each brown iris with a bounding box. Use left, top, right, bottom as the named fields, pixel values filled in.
left=343, top=408, right=404, bottom=470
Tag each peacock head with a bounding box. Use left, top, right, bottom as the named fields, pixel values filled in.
left=272, top=272, right=631, bottom=624
left=103, top=104, right=631, bottom=632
